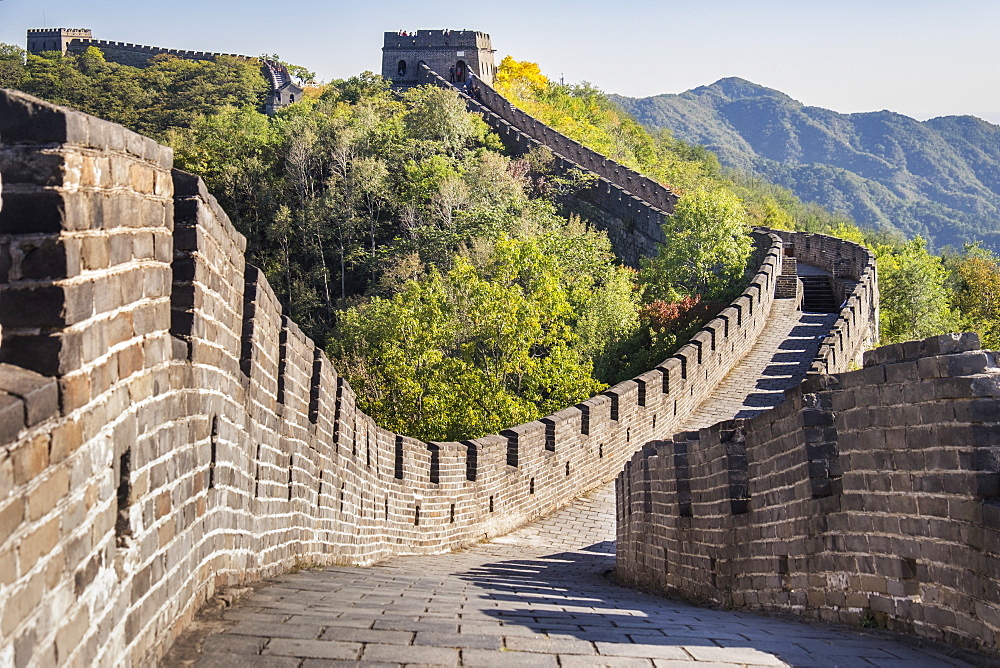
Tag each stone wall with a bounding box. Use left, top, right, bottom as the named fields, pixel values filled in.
left=418, top=64, right=675, bottom=266
left=616, top=332, right=1000, bottom=656
left=63, top=39, right=249, bottom=69
left=0, top=88, right=865, bottom=666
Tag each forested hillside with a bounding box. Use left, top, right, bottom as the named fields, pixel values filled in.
left=496, top=59, right=1000, bottom=354
left=612, top=78, right=1000, bottom=251
left=4, top=43, right=1000, bottom=438
left=0, top=44, right=760, bottom=440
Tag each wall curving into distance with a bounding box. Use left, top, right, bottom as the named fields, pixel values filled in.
left=0, top=85, right=871, bottom=666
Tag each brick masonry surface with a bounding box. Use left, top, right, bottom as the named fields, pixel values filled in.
left=0, top=80, right=875, bottom=668
left=617, top=332, right=1000, bottom=658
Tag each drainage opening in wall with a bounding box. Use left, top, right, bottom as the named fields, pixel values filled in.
left=209, top=415, right=218, bottom=489
left=115, top=448, right=132, bottom=547
left=254, top=444, right=262, bottom=498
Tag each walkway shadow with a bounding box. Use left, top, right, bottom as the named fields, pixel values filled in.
left=733, top=313, right=838, bottom=421
left=456, top=544, right=888, bottom=667
left=579, top=540, right=615, bottom=554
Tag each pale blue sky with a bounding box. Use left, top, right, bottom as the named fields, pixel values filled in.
left=2, top=0, right=998, bottom=121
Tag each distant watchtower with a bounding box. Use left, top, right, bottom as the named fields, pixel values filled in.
left=382, top=30, right=495, bottom=88
left=27, top=28, right=92, bottom=55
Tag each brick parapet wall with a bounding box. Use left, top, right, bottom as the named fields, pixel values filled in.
left=467, top=78, right=678, bottom=215
left=65, top=39, right=249, bottom=67
left=616, top=332, right=1000, bottom=656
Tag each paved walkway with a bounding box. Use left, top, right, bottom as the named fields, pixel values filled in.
left=166, top=276, right=975, bottom=667
left=168, top=485, right=972, bottom=667
left=681, top=300, right=837, bottom=431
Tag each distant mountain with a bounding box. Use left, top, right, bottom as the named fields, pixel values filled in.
left=611, top=78, right=1000, bottom=250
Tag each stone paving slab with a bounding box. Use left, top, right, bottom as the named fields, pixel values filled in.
left=167, top=485, right=979, bottom=667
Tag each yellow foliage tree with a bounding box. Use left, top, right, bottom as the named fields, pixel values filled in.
left=495, top=55, right=548, bottom=100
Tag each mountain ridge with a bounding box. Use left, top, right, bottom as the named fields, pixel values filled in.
left=611, top=78, right=1000, bottom=250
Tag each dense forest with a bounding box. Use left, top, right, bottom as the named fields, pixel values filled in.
left=0, top=45, right=755, bottom=440
left=2, top=44, right=999, bottom=440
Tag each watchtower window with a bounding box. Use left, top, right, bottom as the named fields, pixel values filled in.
left=289, top=94, right=295, bottom=103
left=397, top=59, right=407, bottom=77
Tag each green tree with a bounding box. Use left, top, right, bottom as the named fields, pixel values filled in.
left=954, top=244, right=1000, bottom=349
left=402, top=85, right=489, bottom=156
left=139, top=55, right=268, bottom=133
left=12, top=46, right=269, bottom=138
left=0, top=44, right=26, bottom=89
left=167, top=104, right=281, bottom=251
left=329, top=229, right=635, bottom=441
left=641, top=187, right=753, bottom=302
left=876, top=236, right=958, bottom=343
left=322, top=71, right=392, bottom=104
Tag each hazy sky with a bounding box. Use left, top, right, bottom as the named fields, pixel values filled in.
left=2, top=0, right=998, bottom=122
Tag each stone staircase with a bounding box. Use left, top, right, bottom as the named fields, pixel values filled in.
left=799, top=274, right=840, bottom=313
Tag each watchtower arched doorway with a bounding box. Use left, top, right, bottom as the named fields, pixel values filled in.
left=397, top=60, right=407, bottom=77
left=455, top=60, right=467, bottom=83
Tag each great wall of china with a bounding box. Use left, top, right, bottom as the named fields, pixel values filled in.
left=24, top=28, right=302, bottom=115
left=0, top=44, right=995, bottom=666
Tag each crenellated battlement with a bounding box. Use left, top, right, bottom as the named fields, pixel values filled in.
left=27, top=28, right=92, bottom=35
left=67, top=38, right=249, bottom=62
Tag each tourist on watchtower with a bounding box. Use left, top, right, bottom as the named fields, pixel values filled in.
left=449, top=65, right=456, bottom=82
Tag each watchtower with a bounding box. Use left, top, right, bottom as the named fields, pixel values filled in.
left=26, top=28, right=93, bottom=55
left=382, top=30, right=496, bottom=88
